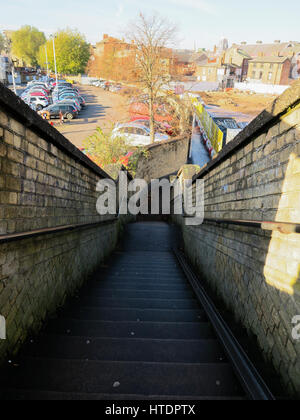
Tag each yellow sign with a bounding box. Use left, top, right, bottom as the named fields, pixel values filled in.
left=193, top=100, right=224, bottom=153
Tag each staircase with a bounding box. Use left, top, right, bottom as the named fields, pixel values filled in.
left=0, top=222, right=245, bottom=400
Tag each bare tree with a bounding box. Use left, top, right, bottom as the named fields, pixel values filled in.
left=126, top=13, right=178, bottom=143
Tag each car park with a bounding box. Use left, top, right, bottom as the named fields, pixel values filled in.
left=21, top=77, right=86, bottom=122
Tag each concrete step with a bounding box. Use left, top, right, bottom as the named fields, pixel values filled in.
left=87, top=281, right=192, bottom=292
left=61, top=307, right=207, bottom=323
left=1, top=358, right=245, bottom=397
left=44, top=319, right=213, bottom=339
left=76, top=297, right=199, bottom=310
left=22, top=336, right=226, bottom=364
left=81, top=288, right=195, bottom=300
left=1, top=389, right=246, bottom=400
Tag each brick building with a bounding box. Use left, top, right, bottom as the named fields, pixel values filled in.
left=247, top=57, right=291, bottom=85
left=87, top=34, right=175, bottom=82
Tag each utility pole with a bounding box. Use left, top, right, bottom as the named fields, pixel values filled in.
left=11, top=60, right=17, bottom=95
left=52, top=36, right=58, bottom=87
left=45, top=45, right=49, bottom=77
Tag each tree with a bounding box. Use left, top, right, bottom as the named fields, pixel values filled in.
left=38, top=29, right=90, bottom=75
left=126, top=13, right=178, bottom=143
left=11, top=26, right=46, bottom=66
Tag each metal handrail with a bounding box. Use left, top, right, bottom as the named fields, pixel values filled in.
left=203, top=218, right=300, bottom=234
left=0, top=218, right=118, bottom=244
left=174, top=248, right=276, bottom=401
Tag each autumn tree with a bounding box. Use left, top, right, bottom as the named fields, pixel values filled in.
left=38, top=29, right=90, bottom=75
left=11, top=26, right=46, bottom=66
left=126, top=13, right=178, bottom=143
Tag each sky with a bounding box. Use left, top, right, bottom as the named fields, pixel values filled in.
left=1, top=0, right=300, bottom=50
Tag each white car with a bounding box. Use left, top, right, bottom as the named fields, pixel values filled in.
left=25, top=96, right=49, bottom=111
left=112, top=123, right=169, bottom=146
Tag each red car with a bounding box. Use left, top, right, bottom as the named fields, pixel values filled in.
left=129, top=102, right=173, bottom=124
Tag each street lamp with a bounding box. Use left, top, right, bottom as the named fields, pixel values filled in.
left=11, top=59, right=17, bottom=95
left=45, top=45, right=49, bottom=77
left=50, top=34, right=58, bottom=88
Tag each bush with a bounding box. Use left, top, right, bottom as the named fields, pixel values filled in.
left=82, top=126, right=148, bottom=176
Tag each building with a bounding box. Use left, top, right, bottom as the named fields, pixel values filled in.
left=86, top=35, right=137, bottom=81
left=247, top=57, right=291, bottom=85
left=223, top=48, right=252, bottom=82
left=172, top=50, right=199, bottom=77
left=87, top=34, right=175, bottom=82
left=195, top=56, right=226, bottom=85
left=231, top=41, right=300, bottom=81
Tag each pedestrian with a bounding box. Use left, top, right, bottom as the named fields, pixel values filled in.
left=59, top=110, right=64, bottom=125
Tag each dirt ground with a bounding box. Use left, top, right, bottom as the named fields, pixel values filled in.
left=56, top=85, right=130, bottom=149
left=199, top=90, right=278, bottom=117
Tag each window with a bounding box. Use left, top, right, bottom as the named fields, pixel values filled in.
left=269, top=64, right=273, bottom=70
left=136, top=128, right=147, bottom=136
left=268, top=72, right=273, bottom=81
left=252, top=71, right=256, bottom=79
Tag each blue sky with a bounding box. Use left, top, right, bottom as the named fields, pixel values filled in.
left=1, top=0, right=300, bottom=49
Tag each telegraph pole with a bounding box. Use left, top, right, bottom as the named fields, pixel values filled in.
left=45, top=45, right=49, bottom=77
left=52, top=36, right=58, bottom=87
left=11, top=60, right=17, bottom=95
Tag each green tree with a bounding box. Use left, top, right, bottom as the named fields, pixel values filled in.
left=38, top=29, right=90, bottom=75
left=11, top=26, right=46, bottom=66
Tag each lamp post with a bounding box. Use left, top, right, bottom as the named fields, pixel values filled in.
left=45, top=45, right=49, bottom=77
left=50, top=35, right=58, bottom=88
left=11, top=59, right=17, bottom=95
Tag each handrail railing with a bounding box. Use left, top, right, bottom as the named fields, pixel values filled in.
left=174, top=248, right=276, bottom=400
left=0, top=218, right=118, bottom=244
left=202, top=217, right=300, bottom=234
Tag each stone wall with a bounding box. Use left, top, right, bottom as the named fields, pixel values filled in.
left=135, top=136, right=190, bottom=183
left=173, top=81, right=300, bottom=396
left=0, top=83, right=121, bottom=363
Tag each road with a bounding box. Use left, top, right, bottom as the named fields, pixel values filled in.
left=56, top=85, right=130, bottom=149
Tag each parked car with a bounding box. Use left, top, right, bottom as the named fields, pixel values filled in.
left=44, top=104, right=78, bottom=120
left=26, top=96, right=49, bottom=111
left=129, top=118, right=173, bottom=136
left=129, top=101, right=173, bottom=124
left=56, top=99, right=81, bottom=112
left=60, top=94, right=85, bottom=107
left=112, top=123, right=169, bottom=146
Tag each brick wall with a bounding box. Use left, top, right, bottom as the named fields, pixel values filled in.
left=173, top=81, right=300, bottom=396
left=0, top=84, right=121, bottom=363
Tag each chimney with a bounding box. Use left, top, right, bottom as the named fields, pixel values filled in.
left=256, top=40, right=263, bottom=44
left=103, top=34, right=108, bottom=40
left=274, top=40, right=281, bottom=43
left=241, top=42, right=247, bottom=45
